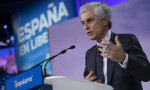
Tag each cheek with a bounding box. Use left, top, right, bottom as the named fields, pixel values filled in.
left=95, top=25, right=102, bottom=32
left=91, top=23, right=98, bottom=30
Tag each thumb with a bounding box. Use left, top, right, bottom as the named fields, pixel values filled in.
left=115, top=35, right=121, bottom=46
left=86, top=70, right=93, bottom=79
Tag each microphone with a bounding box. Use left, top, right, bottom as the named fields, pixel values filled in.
left=31, top=45, right=75, bottom=78
left=31, top=45, right=75, bottom=69
left=60, top=45, right=75, bottom=54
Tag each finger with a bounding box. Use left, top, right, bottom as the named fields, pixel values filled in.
left=102, top=39, right=113, bottom=47
left=89, top=76, right=97, bottom=81
left=100, top=53, right=109, bottom=58
left=98, top=43, right=109, bottom=50
left=98, top=48, right=109, bottom=54
left=115, top=35, right=121, bottom=46
left=97, top=79, right=101, bottom=83
left=94, top=79, right=101, bottom=83
left=85, top=70, right=93, bottom=79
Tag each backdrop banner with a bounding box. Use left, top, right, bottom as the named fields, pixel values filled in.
left=12, top=0, right=77, bottom=74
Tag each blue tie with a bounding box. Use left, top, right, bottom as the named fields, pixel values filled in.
left=96, top=47, right=105, bottom=83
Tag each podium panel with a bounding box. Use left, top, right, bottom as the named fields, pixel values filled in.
left=44, top=76, right=113, bottom=90
left=5, top=65, right=43, bottom=90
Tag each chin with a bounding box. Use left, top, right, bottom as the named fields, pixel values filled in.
left=89, top=37, right=96, bottom=40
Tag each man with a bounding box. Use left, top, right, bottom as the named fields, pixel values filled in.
left=79, top=2, right=150, bottom=90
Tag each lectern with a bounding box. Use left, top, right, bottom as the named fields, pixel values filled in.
left=44, top=76, right=114, bottom=90
left=5, top=66, right=113, bottom=90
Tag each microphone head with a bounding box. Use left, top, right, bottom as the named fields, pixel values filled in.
left=61, top=50, right=66, bottom=54
left=70, top=45, right=75, bottom=49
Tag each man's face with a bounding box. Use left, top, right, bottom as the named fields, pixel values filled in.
left=80, top=8, right=106, bottom=42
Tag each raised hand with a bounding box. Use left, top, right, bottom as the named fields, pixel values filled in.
left=98, top=36, right=126, bottom=63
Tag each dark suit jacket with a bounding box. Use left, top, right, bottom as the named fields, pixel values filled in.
left=84, top=32, right=150, bottom=90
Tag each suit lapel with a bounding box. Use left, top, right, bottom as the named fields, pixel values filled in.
left=107, top=59, right=115, bottom=84
left=107, top=32, right=116, bottom=85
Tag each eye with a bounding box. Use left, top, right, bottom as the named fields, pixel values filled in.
left=87, top=18, right=94, bottom=23
left=81, top=21, right=85, bottom=25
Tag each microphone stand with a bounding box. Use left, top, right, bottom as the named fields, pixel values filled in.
left=42, top=50, right=66, bottom=78
left=31, top=45, right=75, bottom=78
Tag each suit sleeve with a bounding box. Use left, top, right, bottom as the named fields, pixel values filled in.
left=125, top=34, right=150, bottom=82
left=83, top=51, right=89, bottom=78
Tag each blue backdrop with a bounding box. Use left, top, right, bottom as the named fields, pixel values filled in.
left=12, top=0, right=77, bottom=74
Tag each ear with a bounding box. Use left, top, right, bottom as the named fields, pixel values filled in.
left=102, top=16, right=109, bottom=27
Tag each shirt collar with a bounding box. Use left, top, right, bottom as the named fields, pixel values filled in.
left=103, top=30, right=111, bottom=42
left=97, top=30, right=111, bottom=45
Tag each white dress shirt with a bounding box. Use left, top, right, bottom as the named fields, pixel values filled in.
left=97, top=30, right=128, bottom=84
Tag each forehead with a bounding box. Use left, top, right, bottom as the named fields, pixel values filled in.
left=80, top=9, right=95, bottom=21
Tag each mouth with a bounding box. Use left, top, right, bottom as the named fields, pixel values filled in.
left=87, top=31, right=92, bottom=36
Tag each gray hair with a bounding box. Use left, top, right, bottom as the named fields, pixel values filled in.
left=79, top=2, right=112, bottom=29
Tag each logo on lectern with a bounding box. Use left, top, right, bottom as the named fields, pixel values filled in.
left=13, top=75, right=33, bottom=88
left=13, top=80, right=19, bottom=88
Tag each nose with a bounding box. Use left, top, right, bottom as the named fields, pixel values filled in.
left=84, top=22, right=90, bottom=30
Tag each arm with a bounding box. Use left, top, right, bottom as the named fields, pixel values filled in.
left=125, top=34, right=150, bottom=82
left=84, top=50, right=101, bottom=83
left=98, top=34, right=150, bottom=82
left=84, top=51, right=89, bottom=78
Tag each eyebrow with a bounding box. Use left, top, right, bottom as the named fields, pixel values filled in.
left=87, top=17, right=94, bottom=21
left=81, top=17, right=94, bottom=23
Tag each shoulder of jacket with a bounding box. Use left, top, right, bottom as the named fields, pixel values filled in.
left=86, top=44, right=97, bottom=53
left=116, top=33, right=137, bottom=40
